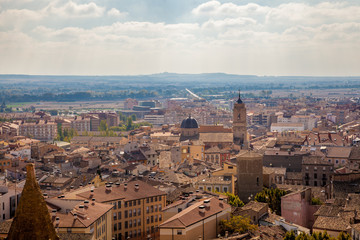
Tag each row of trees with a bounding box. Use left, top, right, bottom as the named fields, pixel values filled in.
left=284, top=231, right=351, bottom=240
left=55, top=123, right=78, bottom=142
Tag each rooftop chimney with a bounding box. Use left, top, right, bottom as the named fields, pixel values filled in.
left=92, top=198, right=96, bottom=205
left=135, top=184, right=139, bottom=191
left=51, top=209, right=57, bottom=218
left=43, top=193, right=48, bottom=199
left=84, top=200, right=89, bottom=208
left=204, top=199, right=210, bottom=208
left=55, top=217, right=60, bottom=225
left=116, top=183, right=120, bottom=187
left=106, top=184, right=112, bottom=192
left=79, top=205, right=85, bottom=212
left=199, top=205, right=205, bottom=214
left=219, top=198, right=224, bottom=207
left=73, top=213, right=77, bottom=221
left=124, top=183, right=128, bottom=190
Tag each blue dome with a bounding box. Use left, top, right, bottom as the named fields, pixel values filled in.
left=181, top=116, right=198, bottom=128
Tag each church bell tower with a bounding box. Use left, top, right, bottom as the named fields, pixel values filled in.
left=233, top=91, right=248, bottom=148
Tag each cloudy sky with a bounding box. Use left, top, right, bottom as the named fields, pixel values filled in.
left=0, top=0, right=360, bottom=76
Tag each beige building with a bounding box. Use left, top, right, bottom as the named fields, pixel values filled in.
left=47, top=198, right=113, bottom=239
left=19, top=120, right=57, bottom=141
left=75, top=180, right=167, bottom=240
left=180, top=140, right=204, bottom=164
left=159, top=197, right=231, bottom=240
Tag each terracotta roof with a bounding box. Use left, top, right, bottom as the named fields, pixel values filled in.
left=326, top=147, right=352, bottom=158
left=76, top=180, right=166, bottom=203
left=314, top=205, right=342, bottom=217
left=350, top=147, right=360, bottom=160
left=160, top=197, right=231, bottom=228
left=313, top=216, right=350, bottom=232
left=50, top=201, right=112, bottom=228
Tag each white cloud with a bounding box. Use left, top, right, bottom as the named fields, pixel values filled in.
left=0, top=8, right=43, bottom=29
left=107, top=8, right=127, bottom=18
left=45, top=1, right=105, bottom=18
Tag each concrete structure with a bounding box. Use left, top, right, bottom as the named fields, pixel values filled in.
left=281, top=188, right=320, bottom=229
left=236, top=151, right=263, bottom=203
left=159, top=198, right=231, bottom=240
left=233, top=92, right=248, bottom=147
left=302, top=155, right=334, bottom=187
left=0, top=186, right=22, bottom=222
left=19, top=120, right=57, bottom=141
left=144, top=115, right=165, bottom=126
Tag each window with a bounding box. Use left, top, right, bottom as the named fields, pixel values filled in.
left=159, top=214, right=162, bottom=221
left=118, top=201, right=121, bottom=209
left=155, top=205, right=158, bottom=212
left=146, top=206, right=149, bottom=213
left=146, top=198, right=149, bottom=203
left=113, top=202, right=117, bottom=210
left=159, top=196, right=161, bottom=201
left=138, top=208, right=141, bottom=216
left=125, top=221, right=128, bottom=229
left=129, top=201, right=132, bottom=207
left=223, top=187, right=228, bottom=192
left=133, top=209, right=136, bottom=217
left=113, top=213, right=117, bottom=221
left=159, top=204, right=162, bottom=211
left=151, top=206, right=154, bottom=213
left=256, top=177, right=259, bottom=186
left=147, top=217, right=149, bottom=224
left=138, top=219, right=141, bottom=226
left=118, top=222, right=121, bottom=230
left=147, top=227, right=150, bottom=234
left=118, top=212, right=122, bottom=220
left=138, top=229, right=141, bottom=236
left=314, top=181, right=318, bottom=186
left=155, top=196, right=157, bottom=202
left=314, top=173, right=317, bottom=179
left=151, top=216, right=154, bottom=223
left=133, top=200, right=136, bottom=206
left=138, top=199, right=141, bottom=205
left=125, top=202, right=128, bottom=208
left=155, top=215, right=158, bottom=222
left=114, top=223, right=117, bottom=231
left=151, top=197, right=153, bottom=203
left=133, top=219, right=137, bottom=227
left=129, top=210, right=132, bottom=218
left=125, top=210, right=128, bottom=218
left=207, top=187, right=211, bottom=191
left=129, top=220, right=132, bottom=228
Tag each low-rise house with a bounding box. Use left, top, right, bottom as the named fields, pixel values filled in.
left=159, top=197, right=231, bottom=240
left=232, top=201, right=268, bottom=224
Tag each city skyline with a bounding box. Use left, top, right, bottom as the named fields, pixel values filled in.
left=1, top=0, right=360, bottom=76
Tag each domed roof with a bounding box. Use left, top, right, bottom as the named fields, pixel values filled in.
left=181, top=115, right=199, bottom=129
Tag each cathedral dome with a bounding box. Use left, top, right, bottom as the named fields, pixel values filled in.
left=180, top=116, right=199, bottom=129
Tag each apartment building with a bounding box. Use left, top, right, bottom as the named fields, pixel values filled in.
left=159, top=197, right=231, bottom=240
left=47, top=198, right=113, bottom=239
left=76, top=180, right=166, bottom=240
left=19, top=120, right=57, bottom=141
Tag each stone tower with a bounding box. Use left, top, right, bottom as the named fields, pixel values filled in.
left=7, top=164, right=59, bottom=240
left=233, top=91, right=248, bottom=148
left=236, top=151, right=263, bottom=203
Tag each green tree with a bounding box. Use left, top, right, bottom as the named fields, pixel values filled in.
left=222, top=192, right=244, bottom=207
left=126, top=117, right=133, bottom=131
left=284, top=231, right=296, bottom=240
left=311, top=197, right=323, bottom=205
left=99, top=120, right=108, bottom=131
left=219, top=215, right=257, bottom=236
left=336, top=232, right=351, bottom=240
left=131, top=114, right=136, bottom=121
left=254, top=188, right=287, bottom=215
